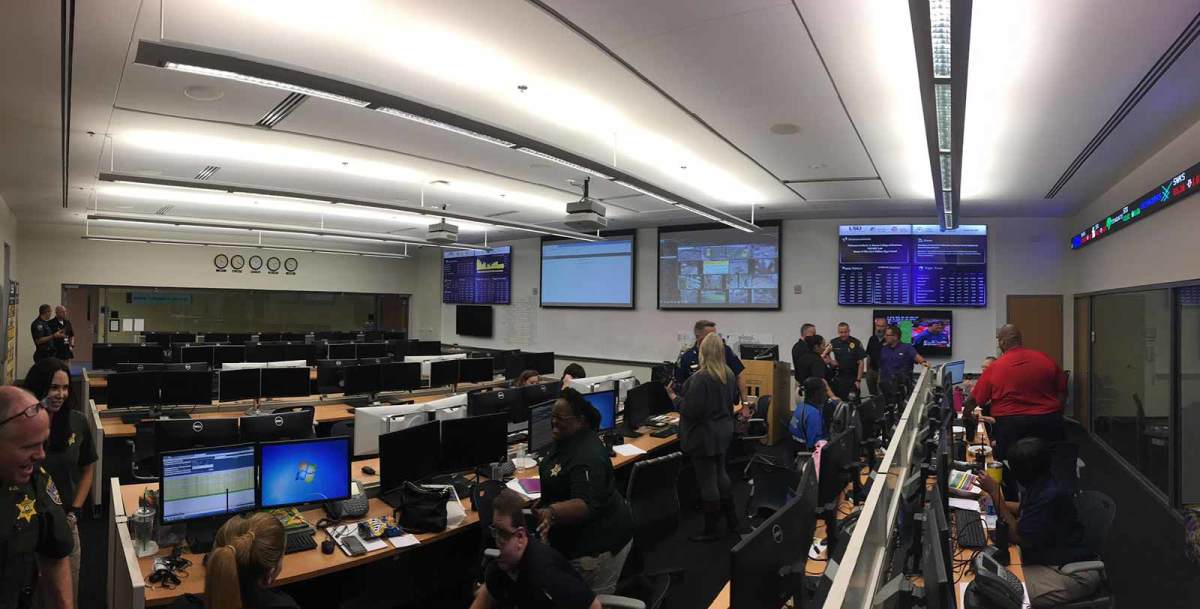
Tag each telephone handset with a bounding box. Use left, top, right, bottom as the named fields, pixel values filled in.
left=964, top=547, right=1024, bottom=609
left=324, top=480, right=369, bottom=520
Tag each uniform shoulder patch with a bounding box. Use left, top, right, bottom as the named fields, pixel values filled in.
left=45, top=477, right=62, bottom=505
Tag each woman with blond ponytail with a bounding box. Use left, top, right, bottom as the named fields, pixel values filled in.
left=169, top=513, right=297, bottom=609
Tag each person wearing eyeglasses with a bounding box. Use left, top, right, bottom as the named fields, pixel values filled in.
left=0, top=385, right=75, bottom=609
left=471, top=489, right=600, bottom=609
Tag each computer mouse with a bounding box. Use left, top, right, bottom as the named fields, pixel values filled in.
left=361, top=465, right=376, bottom=476
left=321, top=539, right=336, bottom=555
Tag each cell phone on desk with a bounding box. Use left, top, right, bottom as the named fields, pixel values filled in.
left=339, top=533, right=368, bottom=557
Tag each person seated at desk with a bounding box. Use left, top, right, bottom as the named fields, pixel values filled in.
left=516, top=370, right=541, bottom=387
left=790, top=377, right=839, bottom=450
left=977, top=438, right=1099, bottom=608
left=533, top=389, right=633, bottom=595
left=169, top=513, right=297, bottom=609
left=561, top=363, right=586, bottom=385
left=471, top=489, right=600, bottom=609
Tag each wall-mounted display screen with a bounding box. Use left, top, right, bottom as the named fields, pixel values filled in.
left=1070, top=160, right=1200, bottom=249
left=455, top=305, right=494, bottom=338
left=874, top=309, right=953, bottom=357
left=658, top=222, right=781, bottom=310
left=838, top=225, right=987, bottom=307
left=541, top=232, right=635, bottom=308
left=442, top=246, right=511, bottom=305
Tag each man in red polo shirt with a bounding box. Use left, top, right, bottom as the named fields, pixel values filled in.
left=966, top=324, right=1067, bottom=488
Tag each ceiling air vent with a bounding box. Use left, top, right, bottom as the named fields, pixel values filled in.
left=256, top=92, right=308, bottom=129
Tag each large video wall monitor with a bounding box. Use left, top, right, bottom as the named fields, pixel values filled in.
left=1070, top=160, right=1200, bottom=249
left=658, top=222, right=781, bottom=310
left=838, top=224, right=987, bottom=307
left=541, top=231, right=635, bottom=308
left=442, top=246, right=512, bottom=305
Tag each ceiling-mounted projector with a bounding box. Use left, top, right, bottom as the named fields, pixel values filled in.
left=564, top=177, right=607, bottom=231
left=427, top=220, right=459, bottom=244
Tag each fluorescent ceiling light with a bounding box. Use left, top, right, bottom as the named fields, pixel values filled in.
left=613, top=180, right=675, bottom=205
left=935, top=84, right=952, bottom=152
left=929, top=0, right=952, bottom=78
left=939, top=154, right=952, bottom=189
left=375, top=107, right=515, bottom=148
left=516, top=148, right=613, bottom=180
left=612, top=180, right=755, bottom=233
left=163, top=62, right=370, bottom=108
left=81, top=234, right=410, bottom=259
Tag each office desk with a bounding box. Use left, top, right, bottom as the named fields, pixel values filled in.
left=88, top=368, right=319, bottom=390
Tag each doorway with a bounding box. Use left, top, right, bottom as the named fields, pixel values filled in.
left=1006, top=295, right=1064, bottom=367
left=61, top=285, right=100, bottom=364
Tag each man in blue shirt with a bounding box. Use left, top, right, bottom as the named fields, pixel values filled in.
left=790, top=377, right=838, bottom=449
left=912, top=320, right=947, bottom=348
left=675, top=320, right=746, bottom=399
left=877, top=325, right=927, bottom=399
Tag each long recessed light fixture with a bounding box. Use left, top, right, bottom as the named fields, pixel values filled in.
left=133, top=40, right=754, bottom=232
left=85, top=210, right=477, bottom=250
left=97, top=172, right=603, bottom=242
left=612, top=180, right=755, bottom=232
left=81, top=234, right=412, bottom=259
left=909, top=0, right=972, bottom=230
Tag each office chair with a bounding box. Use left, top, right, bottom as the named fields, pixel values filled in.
left=1051, top=441, right=1082, bottom=495
left=126, top=421, right=159, bottom=482
left=745, top=456, right=802, bottom=520
left=272, top=404, right=315, bottom=415
left=617, top=451, right=684, bottom=609
left=735, top=395, right=782, bottom=479
left=1057, top=490, right=1116, bottom=609
left=328, top=420, right=353, bottom=438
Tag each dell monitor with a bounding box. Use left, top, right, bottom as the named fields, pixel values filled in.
left=155, top=418, right=240, bottom=454
left=159, top=444, right=257, bottom=524
left=257, top=436, right=352, bottom=509
left=91, top=344, right=116, bottom=370
left=143, top=332, right=170, bottom=346
left=527, top=401, right=555, bottom=456
left=468, top=388, right=523, bottom=419
left=458, top=358, right=494, bottom=384
left=114, top=362, right=165, bottom=373
left=327, top=343, right=357, bottom=360
left=945, top=360, right=965, bottom=385
left=129, top=345, right=167, bottom=364
left=620, top=386, right=650, bottom=432
left=380, top=361, right=422, bottom=391
left=526, top=352, right=554, bottom=375
left=921, top=503, right=956, bottom=609
left=280, top=332, right=307, bottom=342
left=259, top=333, right=282, bottom=342
left=202, top=332, right=229, bottom=343
left=582, top=389, right=617, bottom=432
left=518, top=380, right=561, bottom=407
left=212, top=345, right=246, bottom=368
left=227, top=333, right=252, bottom=345
left=357, top=342, right=387, bottom=358
left=169, top=333, right=197, bottom=345
left=408, top=340, right=442, bottom=356
left=106, top=371, right=161, bottom=407
left=218, top=369, right=261, bottom=402
left=438, top=413, right=508, bottom=474
left=281, top=343, right=317, bottom=365
left=240, top=410, right=315, bottom=443
left=260, top=367, right=311, bottom=399
left=429, top=359, right=460, bottom=388
left=315, top=359, right=350, bottom=394
left=246, top=343, right=285, bottom=363
left=343, top=364, right=382, bottom=396
left=729, top=484, right=818, bottom=609
left=159, top=370, right=214, bottom=406
left=379, top=423, right=441, bottom=495
left=176, top=345, right=214, bottom=366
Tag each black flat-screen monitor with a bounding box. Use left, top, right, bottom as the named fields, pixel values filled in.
left=467, top=388, right=523, bottom=418
left=169, top=333, right=197, bottom=345
left=384, top=331, right=406, bottom=340
left=259, top=333, right=282, bottom=342
left=874, top=309, right=953, bottom=357
left=408, top=340, right=442, bottom=356
left=621, top=385, right=650, bottom=431
left=729, top=485, right=818, bottom=609
left=442, top=246, right=512, bottom=305
left=218, top=369, right=261, bottom=402
left=227, top=333, right=252, bottom=345
left=280, top=332, right=307, bottom=342
left=202, top=332, right=229, bottom=343
left=159, top=443, right=257, bottom=524
left=458, top=358, right=494, bottom=384
left=379, top=423, right=441, bottom=495
left=429, top=360, right=460, bottom=388
left=343, top=364, right=382, bottom=396
left=257, top=436, right=351, bottom=509
left=818, top=429, right=853, bottom=508
left=519, top=381, right=561, bottom=408
left=175, top=345, right=213, bottom=366
left=155, top=418, right=240, bottom=454
left=315, top=359, right=350, bottom=394
left=327, top=343, right=357, bottom=360
left=357, top=343, right=387, bottom=359
left=239, top=410, right=315, bottom=442
left=166, top=362, right=209, bottom=372
left=455, top=305, right=494, bottom=338
left=129, top=345, right=167, bottom=364
left=528, top=401, right=555, bottom=455
left=438, top=414, right=508, bottom=473
left=92, top=344, right=116, bottom=370
left=106, top=371, right=161, bottom=407
left=838, top=224, right=987, bottom=307
left=282, top=343, right=317, bottom=365
left=624, top=381, right=674, bottom=416
left=658, top=222, right=781, bottom=310
left=246, top=343, right=285, bottom=363
left=921, top=502, right=955, bottom=609
left=159, top=370, right=213, bottom=406
left=115, top=362, right=165, bottom=373
left=211, top=345, right=245, bottom=368
left=143, top=332, right=170, bottom=346
left=380, top=362, right=422, bottom=391
left=260, top=367, right=311, bottom=399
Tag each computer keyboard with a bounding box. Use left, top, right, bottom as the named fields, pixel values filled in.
left=953, top=508, right=987, bottom=548
left=650, top=425, right=679, bottom=438
left=284, top=529, right=317, bottom=554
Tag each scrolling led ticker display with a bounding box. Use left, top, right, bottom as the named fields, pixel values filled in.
left=1071, top=160, right=1200, bottom=250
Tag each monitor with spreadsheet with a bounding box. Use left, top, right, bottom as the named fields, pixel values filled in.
left=159, top=444, right=257, bottom=524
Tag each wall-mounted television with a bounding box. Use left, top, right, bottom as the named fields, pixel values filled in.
left=442, top=246, right=511, bottom=305
left=456, top=305, right=494, bottom=338
left=874, top=309, right=953, bottom=357
left=658, top=222, right=781, bottom=310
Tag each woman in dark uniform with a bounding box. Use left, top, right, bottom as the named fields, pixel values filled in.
left=534, top=388, right=633, bottom=595
left=23, top=358, right=95, bottom=608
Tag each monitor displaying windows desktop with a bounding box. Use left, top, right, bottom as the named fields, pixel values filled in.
left=160, top=444, right=257, bottom=524
left=257, top=436, right=352, bottom=509
left=582, top=389, right=617, bottom=432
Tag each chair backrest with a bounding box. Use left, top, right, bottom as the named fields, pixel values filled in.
left=328, top=420, right=353, bottom=438
left=626, top=452, right=684, bottom=546
left=1051, top=441, right=1080, bottom=494
left=1074, top=490, right=1116, bottom=555
left=272, top=405, right=315, bottom=415
left=754, top=395, right=771, bottom=418
left=747, top=457, right=802, bottom=518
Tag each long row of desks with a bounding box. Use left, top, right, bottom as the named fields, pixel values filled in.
left=109, top=415, right=682, bottom=607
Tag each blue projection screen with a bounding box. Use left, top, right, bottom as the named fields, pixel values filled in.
left=541, top=233, right=635, bottom=308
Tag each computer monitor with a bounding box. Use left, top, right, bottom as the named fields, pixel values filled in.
left=380, top=361, right=422, bottom=391
left=438, top=413, right=508, bottom=474
left=384, top=331, right=406, bottom=340
left=106, top=371, right=162, bottom=407
left=921, top=503, right=955, bottom=609
left=363, top=331, right=384, bottom=342
left=429, top=359, right=460, bottom=388
left=623, top=382, right=672, bottom=422
left=327, top=343, right=357, bottom=360
left=409, top=340, right=442, bottom=356
left=379, top=422, right=441, bottom=495
left=467, top=388, right=523, bottom=419
left=458, top=358, right=494, bottom=384
left=282, top=343, right=317, bottom=365
left=257, top=436, right=352, bottom=509
left=155, top=418, right=240, bottom=454
left=818, top=429, right=853, bottom=511
left=526, top=351, right=554, bottom=375
left=176, top=345, right=214, bottom=366
left=518, top=380, right=561, bottom=406
left=160, top=370, right=214, bottom=406
left=357, top=342, right=387, bottom=358
left=240, top=410, right=315, bottom=442
left=945, top=360, right=965, bottom=385
left=227, top=333, right=252, bottom=345
left=358, top=356, right=391, bottom=365
left=245, top=343, right=285, bottom=363
left=259, top=333, right=282, bottom=342
left=260, top=367, right=311, bottom=399
left=218, top=369, right=261, bottom=402
left=159, top=443, right=257, bottom=524
left=143, top=332, right=170, bottom=346
left=91, top=344, right=116, bottom=370
left=621, top=385, right=650, bottom=431
left=582, top=389, right=617, bottom=432
left=202, top=332, right=229, bottom=343
left=166, top=362, right=209, bottom=372
left=212, top=345, right=246, bottom=368
left=353, top=403, right=427, bottom=457
left=729, top=481, right=818, bottom=609
left=527, top=401, right=555, bottom=455
left=279, top=332, right=307, bottom=342
left=114, top=362, right=165, bottom=373
left=315, top=359, right=350, bottom=394
left=343, top=364, right=382, bottom=396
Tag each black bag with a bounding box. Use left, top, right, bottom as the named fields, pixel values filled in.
left=393, top=482, right=450, bottom=533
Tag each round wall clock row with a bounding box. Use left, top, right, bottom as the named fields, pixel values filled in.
left=213, top=254, right=299, bottom=275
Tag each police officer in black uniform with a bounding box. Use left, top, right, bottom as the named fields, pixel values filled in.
left=675, top=320, right=747, bottom=400
left=30, top=305, right=61, bottom=364
left=47, top=307, right=74, bottom=364
left=0, top=386, right=74, bottom=609
left=828, top=322, right=867, bottom=401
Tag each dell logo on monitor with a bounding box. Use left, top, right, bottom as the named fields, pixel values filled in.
left=192, top=421, right=204, bottom=433
left=274, top=416, right=284, bottom=427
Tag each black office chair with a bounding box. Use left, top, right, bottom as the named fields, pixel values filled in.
left=1057, top=490, right=1116, bottom=609
left=272, top=404, right=315, bottom=415
left=616, top=451, right=684, bottom=609
left=328, top=420, right=353, bottom=438
left=735, top=395, right=781, bottom=478
left=745, top=455, right=802, bottom=520
left=1051, top=441, right=1082, bottom=495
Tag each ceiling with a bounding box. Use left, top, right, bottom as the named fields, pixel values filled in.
left=2, top=0, right=1200, bottom=253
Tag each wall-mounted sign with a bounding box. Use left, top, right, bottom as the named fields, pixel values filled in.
left=129, top=292, right=192, bottom=305
left=1071, top=160, right=1200, bottom=249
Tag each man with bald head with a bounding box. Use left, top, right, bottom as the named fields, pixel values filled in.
left=0, top=386, right=74, bottom=609
left=966, top=325, right=1068, bottom=495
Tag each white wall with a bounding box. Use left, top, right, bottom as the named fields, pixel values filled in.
left=15, top=226, right=420, bottom=365
left=426, top=216, right=1068, bottom=375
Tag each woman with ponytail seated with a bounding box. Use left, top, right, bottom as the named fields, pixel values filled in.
left=169, top=513, right=298, bottom=609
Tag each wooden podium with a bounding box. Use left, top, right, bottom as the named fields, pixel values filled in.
left=740, top=359, right=793, bottom=444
